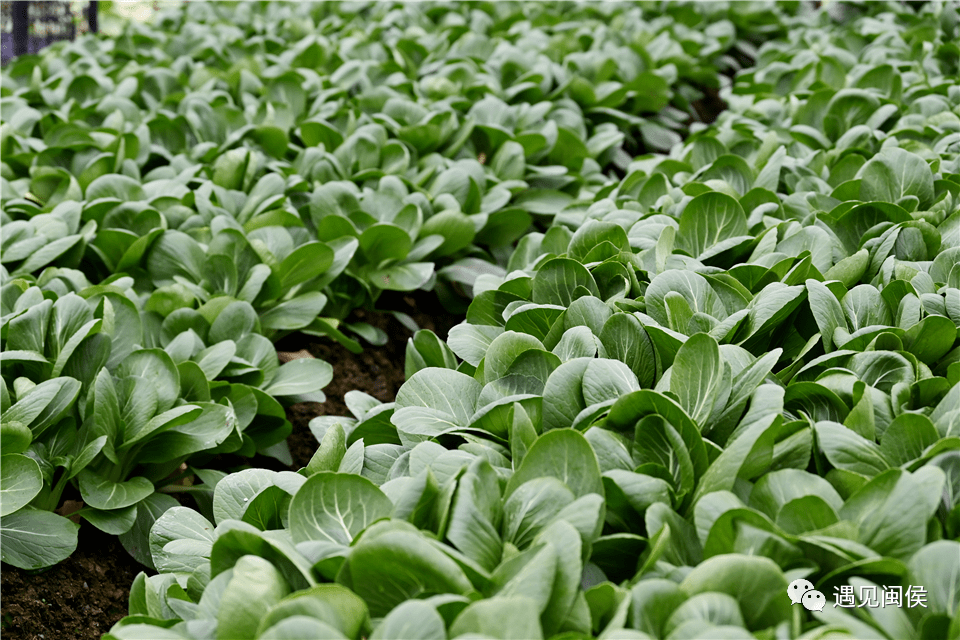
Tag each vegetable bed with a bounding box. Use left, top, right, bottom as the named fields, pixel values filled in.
left=1, top=1, right=959, bottom=639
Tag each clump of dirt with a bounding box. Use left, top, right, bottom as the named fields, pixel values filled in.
left=1, top=524, right=147, bottom=640
left=279, top=290, right=463, bottom=469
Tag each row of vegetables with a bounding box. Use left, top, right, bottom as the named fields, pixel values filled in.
left=1, top=0, right=759, bottom=569
left=1, top=1, right=959, bottom=639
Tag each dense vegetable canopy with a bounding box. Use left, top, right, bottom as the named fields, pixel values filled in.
left=1, top=1, right=959, bottom=640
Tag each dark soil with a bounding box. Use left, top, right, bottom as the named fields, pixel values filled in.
left=278, top=290, right=463, bottom=469
left=1, top=524, right=146, bottom=640
left=0, top=290, right=463, bottom=640
left=691, top=84, right=728, bottom=124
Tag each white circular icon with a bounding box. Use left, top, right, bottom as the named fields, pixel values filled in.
left=787, top=578, right=815, bottom=605
left=802, top=589, right=826, bottom=612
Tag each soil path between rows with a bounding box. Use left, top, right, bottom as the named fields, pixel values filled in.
left=1, top=292, right=462, bottom=640
left=280, top=291, right=463, bottom=470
